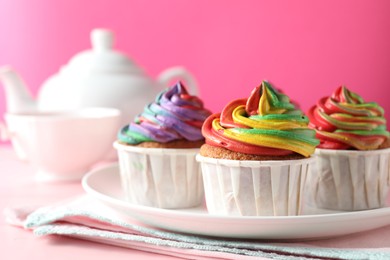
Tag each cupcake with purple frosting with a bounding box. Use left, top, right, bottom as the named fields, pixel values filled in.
left=114, top=82, right=211, bottom=209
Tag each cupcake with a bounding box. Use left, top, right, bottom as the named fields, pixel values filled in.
left=114, top=81, right=211, bottom=209
left=307, top=86, right=390, bottom=211
left=196, top=81, right=319, bottom=216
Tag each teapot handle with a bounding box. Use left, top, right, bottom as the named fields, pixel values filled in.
left=0, top=121, right=10, bottom=142
left=157, top=66, right=198, bottom=95
left=0, top=121, right=28, bottom=161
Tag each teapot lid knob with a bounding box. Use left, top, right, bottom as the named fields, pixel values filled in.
left=91, top=29, right=114, bottom=52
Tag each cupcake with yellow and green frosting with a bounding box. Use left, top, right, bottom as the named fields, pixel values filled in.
left=196, top=81, right=319, bottom=216
left=306, top=86, right=390, bottom=211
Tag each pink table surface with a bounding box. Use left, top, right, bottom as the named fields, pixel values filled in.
left=3, top=144, right=390, bottom=260
left=0, top=145, right=175, bottom=259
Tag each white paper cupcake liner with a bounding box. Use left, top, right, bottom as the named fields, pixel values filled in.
left=114, top=141, right=204, bottom=209
left=307, top=148, right=390, bottom=211
left=196, top=155, right=315, bottom=216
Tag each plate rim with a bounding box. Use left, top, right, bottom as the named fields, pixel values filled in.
left=82, top=163, right=390, bottom=222
left=82, top=163, right=390, bottom=240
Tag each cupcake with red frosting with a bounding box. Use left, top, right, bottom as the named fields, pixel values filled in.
left=114, top=81, right=211, bottom=209
left=307, top=86, right=390, bottom=211
left=197, top=81, right=319, bottom=216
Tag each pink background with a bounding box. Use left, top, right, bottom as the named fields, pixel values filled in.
left=1, top=0, right=390, bottom=133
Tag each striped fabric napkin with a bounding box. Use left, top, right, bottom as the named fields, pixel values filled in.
left=4, top=195, right=390, bottom=260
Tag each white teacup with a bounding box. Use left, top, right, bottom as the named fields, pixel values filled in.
left=1, top=107, right=121, bottom=182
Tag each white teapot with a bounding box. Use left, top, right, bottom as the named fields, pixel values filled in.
left=0, top=28, right=198, bottom=129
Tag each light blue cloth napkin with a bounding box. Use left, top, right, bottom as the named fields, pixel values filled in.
left=5, top=196, right=390, bottom=260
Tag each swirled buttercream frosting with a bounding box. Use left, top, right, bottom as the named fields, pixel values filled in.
left=118, top=82, right=211, bottom=145
left=202, top=81, right=319, bottom=157
left=308, top=86, right=389, bottom=150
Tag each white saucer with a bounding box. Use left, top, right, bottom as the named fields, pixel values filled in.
left=82, top=163, right=390, bottom=240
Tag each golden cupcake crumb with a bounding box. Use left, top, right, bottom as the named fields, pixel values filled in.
left=200, top=144, right=305, bottom=161
left=119, top=139, right=205, bottom=148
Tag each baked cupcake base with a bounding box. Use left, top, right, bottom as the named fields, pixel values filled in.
left=114, top=141, right=204, bottom=209
left=196, top=153, right=315, bottom=216
left=306, top=147, right=390, bottom=211
left=200, top=144, right=305, bottom=160
left=118, top=139, right=204, bottom=148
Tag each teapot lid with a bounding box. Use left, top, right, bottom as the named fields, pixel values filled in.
left=59, top=29, right=144, bottom=76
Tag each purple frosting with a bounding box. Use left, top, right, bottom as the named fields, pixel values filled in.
left=118, top=82, right=211, bottom=144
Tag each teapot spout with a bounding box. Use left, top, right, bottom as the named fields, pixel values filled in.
left=0, top=66, right=37, bottom=113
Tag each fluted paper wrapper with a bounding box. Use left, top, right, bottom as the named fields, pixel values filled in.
left=196, top=155, right=315, bottom=216
left=307, top=148, right=390, bottom=211
left=114, top=142, right=204, bottom=209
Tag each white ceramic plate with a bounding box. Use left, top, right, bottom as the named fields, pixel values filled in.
left=82, top=163, right=390, bottom=240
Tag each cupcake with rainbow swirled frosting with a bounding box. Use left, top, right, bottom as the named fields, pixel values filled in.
left=307, top=86, right=390, bottom=211
left=196, top=81, right=320, bottom=216
left=114, top=81, right=211, bottom=209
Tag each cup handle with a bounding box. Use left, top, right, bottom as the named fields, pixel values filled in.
left=157, top=66, right=199, bottom=95
left=0, top=121, right=28, bottom=161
